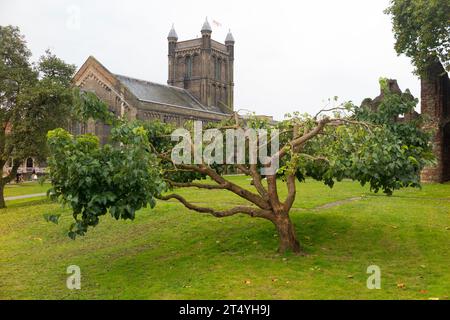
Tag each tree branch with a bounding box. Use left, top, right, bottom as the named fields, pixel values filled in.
left=170, top=162, right=271, bottom=210
left=166, top=180, right=228, bottom=190
left=329, top=118, right=375, bottom=133
left=236, top=164, right=250, bottom=175
left=273, top=117, right=331, bottom=161
left=235, top=164, right=269, bottom=201
left=249, top=164, right=269, bottom=200
left=284, top=174, right=296, bottom=212
left=266, top=174, right=282, bottom=212
left=314, top=106, right=350, bottom=119
left=157, top=193, right=273, bottom=220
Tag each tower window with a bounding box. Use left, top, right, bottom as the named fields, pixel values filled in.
left=215, top=59, right=222, bottom=81
left=185, top=56, right=192, bottom=79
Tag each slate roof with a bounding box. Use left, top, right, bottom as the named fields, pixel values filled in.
left=225, top=30, right=235, bottom=43
left=167, top=25, right=178, bottom=40
left=201, top=18, right=212, bottom=32
left=115, top=74, right=227, bottom=114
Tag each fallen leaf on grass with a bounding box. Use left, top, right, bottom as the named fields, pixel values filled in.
left=397, top=283, right=406, bottom=289
left=244, top=280, right=251, bottom=285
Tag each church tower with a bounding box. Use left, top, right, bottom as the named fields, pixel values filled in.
left=167, top=19, right=234, bottom=111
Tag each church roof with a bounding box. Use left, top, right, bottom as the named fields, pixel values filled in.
left=201, top=18, right=212, bottom=33
left=225, top=30, right=235, bottom=43
left=167, top=24, right=178, bottom=40
left=115, top=74, right=225, bottom=114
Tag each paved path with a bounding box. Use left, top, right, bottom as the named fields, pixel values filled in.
left=5, top=193, right=46, bottom=201
left=313, top=197, right=363, bottom=210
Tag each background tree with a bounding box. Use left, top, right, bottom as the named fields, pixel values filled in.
left=0, top=25, right=76, bottom=208
left=385, top=0, right=450, bottom=74
left=47, top=80, right=433, bottom=254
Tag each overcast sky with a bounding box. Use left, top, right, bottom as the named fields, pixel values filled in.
left=0, top=0, right=420, bottom=120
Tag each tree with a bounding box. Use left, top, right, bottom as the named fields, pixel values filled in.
left=46, top=80, right=433, bottom=254
left=385, top=0, right=450, bottom=74
left=0, top=25, right=76, bottom=208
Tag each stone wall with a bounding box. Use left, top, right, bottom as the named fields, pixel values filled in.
left=137, top=100, right=228, bottom=125
left=361, top=75, right=449, bottom=183
left=420, top=61, right=450, bottom=183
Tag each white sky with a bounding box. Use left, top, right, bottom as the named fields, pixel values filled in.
left=0, top=0, right=420, bottom=120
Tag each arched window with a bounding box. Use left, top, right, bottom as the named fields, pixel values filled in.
left=223, top=61, right=227, bottom=82
left=216, top=85, right=220, bottom=106
left=211, top=84, right=216, bottom=106
left=214, top=58, right=218, bottom=80
left=223, top=87, right=227, bottom=105
left=215, top=58, right=222, bottom=81
left=193, top=54, right=200, bottom=77
left=185, top=56, right=192, bottom=79
left=176, top=56, right=183, bottom=79
left=26, top=158, right=33, bottom=168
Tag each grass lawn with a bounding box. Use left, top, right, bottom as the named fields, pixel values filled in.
left=0, top=176, right=449, bottom=299
left=4, top=182, right=51, bottom=198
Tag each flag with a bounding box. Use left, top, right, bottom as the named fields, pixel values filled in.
left=212, top=20, right=222, bottom=27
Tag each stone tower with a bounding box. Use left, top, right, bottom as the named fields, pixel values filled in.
left=420, top=60, right=450, bottom=183
left=167, top=19, right=234, bottom=111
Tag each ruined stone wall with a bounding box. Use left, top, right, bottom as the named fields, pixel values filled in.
left=361, top=75, right=450, bottom=183
left=420, top=61, right=450, bottom=183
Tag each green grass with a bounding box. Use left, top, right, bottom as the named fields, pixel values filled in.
left=4, top=182, right=50, bottom=198
left=0, top=176, right=449, bottom=299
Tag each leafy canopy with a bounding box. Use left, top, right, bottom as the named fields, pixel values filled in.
left=0, top=25, right=76, bottom=165
left=47, top=124, right=165, bottom=239
left=277, top=79, right=433, bottom=195
left=385, top=0, right=450, bottom=74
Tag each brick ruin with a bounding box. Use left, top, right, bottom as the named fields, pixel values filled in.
left=420, top=61, right=450, bottom=183
left=363, top=63, right=450, bottom=183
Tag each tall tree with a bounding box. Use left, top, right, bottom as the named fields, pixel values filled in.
left=46, top=81, right=433, bottom=253
left=0, top=26, right=76, bottom=208
left=385, top=0, right=450, bottom=74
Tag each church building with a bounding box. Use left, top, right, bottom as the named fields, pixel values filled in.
left=72, top=19, right=235, bottom=143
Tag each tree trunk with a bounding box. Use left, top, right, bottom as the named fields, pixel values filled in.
left=0, top=183, right=6, bottom=209
left=0, top=162, right=20, bottom=209
left=274, top=214, right=301, bottom=254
